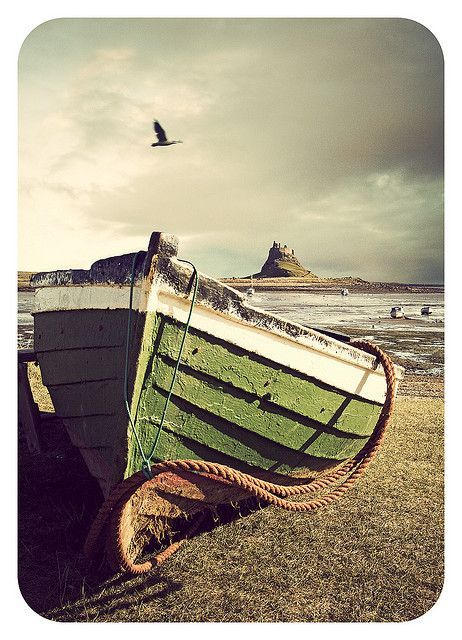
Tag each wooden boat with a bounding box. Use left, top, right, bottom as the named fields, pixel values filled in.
left=31, top=232, right=404, bottom=501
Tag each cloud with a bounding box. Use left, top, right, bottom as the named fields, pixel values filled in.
left=294, top=171, right=443, bottom=281
left=18, top=19, right=443, bottom=282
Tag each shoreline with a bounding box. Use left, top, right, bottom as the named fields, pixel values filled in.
left=220, top=278, right=443, bottom=294
left=18, top=272, right=443, bottom=295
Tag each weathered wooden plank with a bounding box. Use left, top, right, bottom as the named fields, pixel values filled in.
left=155, top=318, right=381, bottom=434
left=63, top=414, right=128, bottom=448
left=129, top=312, right=163, bottom=427
left=18, top=349, right=37, bottom=363
left=143, top=430, right=336, bottom=477
left=134, top=387, right=342, bottom=475
left=77, top=446, right=126, bottom=498
left=18, top=362, right=42, bottom=454
left=142, top=358, right=371, bottom=458
left=128, top=425, right=258, bottom=479
left=38, top=346, right=126, bottom=386
left=34, top=309, right=142, bottom=352
left=128, top=393, right=338, bottom=478
left=126, top=426, right=254, bottom=478
left=48, top=379, right=125, bottom=417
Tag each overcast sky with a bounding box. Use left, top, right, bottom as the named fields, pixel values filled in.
left=18, top=18, right=443, bottom=282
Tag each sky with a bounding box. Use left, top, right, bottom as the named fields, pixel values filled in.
left=18, top=18, right=444, bottom=282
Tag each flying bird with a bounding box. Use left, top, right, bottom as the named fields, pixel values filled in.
left=151, top=120, right=182, bottom=147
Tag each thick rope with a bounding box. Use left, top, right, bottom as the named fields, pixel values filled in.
left=85, top=339, right=396, bottom=574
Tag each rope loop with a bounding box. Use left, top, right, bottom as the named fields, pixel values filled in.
left=85, top=338, right=397, bottom=574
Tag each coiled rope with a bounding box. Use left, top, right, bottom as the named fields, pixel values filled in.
left=85, top=339, right=396, bottom=575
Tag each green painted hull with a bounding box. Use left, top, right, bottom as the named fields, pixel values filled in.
left=34, top=306, right=382, bottom=492
left=126, top=314, right=381, bottom=479
left=32, top=232, right=399, bottom=496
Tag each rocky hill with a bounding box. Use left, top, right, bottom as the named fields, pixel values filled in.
left=251, top=242, right=319, bottom=279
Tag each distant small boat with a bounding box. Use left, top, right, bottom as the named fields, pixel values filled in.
left=341, top=288, right=349, bottom=296
left=390, top=306, right=404, bottom=318
left=421, top=306, right=432, bottom=315
left=246, top=278, right=255, bottom=296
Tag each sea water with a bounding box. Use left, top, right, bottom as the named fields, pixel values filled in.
left=252, top=290, right=444, bottom=375
left=18, top=291, right=35, bottom=350
left=18, top=290, right=444, bottom=375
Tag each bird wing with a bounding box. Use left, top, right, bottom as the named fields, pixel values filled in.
left=153, top=120, right=167, bottom=142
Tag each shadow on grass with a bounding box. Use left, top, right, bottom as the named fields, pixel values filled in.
left=18, top=414, right=264, bottom=621
left=49, top=571, right=184, bottom=622
left=19, top=394, right=445, bottom=623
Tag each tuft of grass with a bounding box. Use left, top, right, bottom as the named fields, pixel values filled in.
left=18, top=271, right=36, bottom=290
left=26, top=362, right=54, bottom=413
left=259, top=259, right=316, bottom=279
left=272, top=260, right=312, bottom=277
left=18, top=376, right=444, bottom=622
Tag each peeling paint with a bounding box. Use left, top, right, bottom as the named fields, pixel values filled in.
left=32, top=231, right=402, bottom=491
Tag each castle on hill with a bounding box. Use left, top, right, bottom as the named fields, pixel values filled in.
left=251, top=241, right=319, bottom=279
left=270, top=241, right=296, bottom=256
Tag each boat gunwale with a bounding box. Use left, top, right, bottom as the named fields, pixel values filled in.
left=29, top=230, right=403, bottom=373
left=32, top=281, right=404, bottom=380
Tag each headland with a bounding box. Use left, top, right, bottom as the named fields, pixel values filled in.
left=220, top=240, right=443, bottom=294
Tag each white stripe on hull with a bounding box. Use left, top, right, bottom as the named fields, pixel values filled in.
left=34, top=284, right=403, bottom=404
left=34, top=284, right=145, bottom=314
left=154, top=292, right=392, bottom=403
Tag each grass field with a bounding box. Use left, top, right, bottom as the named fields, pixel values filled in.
left=18, top=368, right=444, bottom=623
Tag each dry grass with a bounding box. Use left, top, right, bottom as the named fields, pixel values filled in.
left=27, top=362, right=54, bottom=413
left=18, top=271, right=36, bottom=291
left=18, top=376, right=444, bottom=623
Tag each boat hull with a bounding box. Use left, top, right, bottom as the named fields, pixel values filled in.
left=33, top=308, right=144, bottom=496
left=32, top=232, right=403, bottom=497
